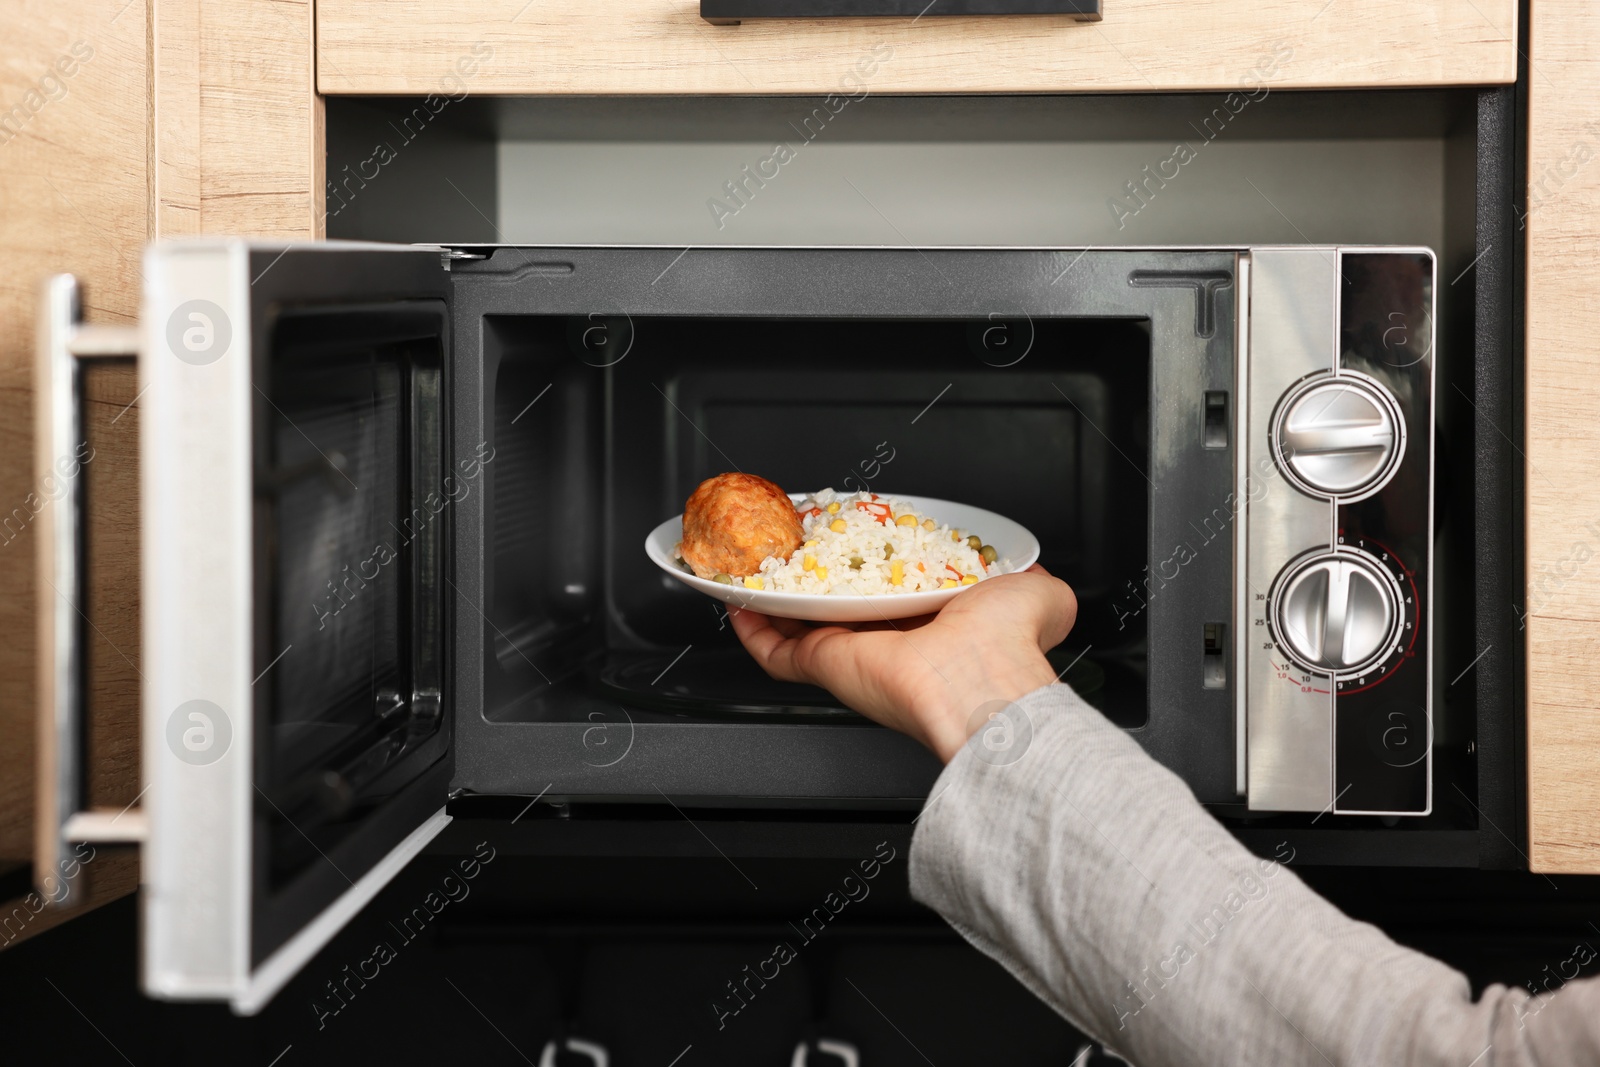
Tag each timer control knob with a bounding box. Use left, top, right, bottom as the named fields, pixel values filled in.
left=1271, top=550, right=1402, bottom=678
left=1271, top=373, right=1405, bottom=499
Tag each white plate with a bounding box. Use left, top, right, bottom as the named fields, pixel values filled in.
left=645, top=494, right=1040, bottom=622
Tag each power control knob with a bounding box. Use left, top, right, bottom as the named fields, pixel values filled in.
left=1270, top=550, right=1403, bottom=678
left=1271, top=373, right=1405, bottom=499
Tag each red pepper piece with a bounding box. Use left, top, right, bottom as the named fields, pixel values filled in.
left=856, top=501, right=893, bottom=525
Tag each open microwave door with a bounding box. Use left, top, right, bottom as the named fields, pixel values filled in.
left=135, top=240, right=455, bottom=1012
left=144, top=238, right=457, bottom=1017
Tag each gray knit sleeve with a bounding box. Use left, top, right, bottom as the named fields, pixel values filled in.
left=907, top=682, right=1600, bottom=1066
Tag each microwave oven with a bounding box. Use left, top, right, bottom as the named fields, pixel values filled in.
left=36, top=241, right=1479, bottom=1012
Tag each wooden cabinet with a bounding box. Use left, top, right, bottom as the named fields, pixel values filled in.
left=0, top=0, right=146, bottom=947
left=0, top=0, right=321, bottom=947
left=1525, top=0, right=1600, bottom=874
left=315, top=0, right=1517, bottom=94
left=151, top=0, right=323, bottom=237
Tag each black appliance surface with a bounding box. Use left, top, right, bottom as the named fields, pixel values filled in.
left=1331, top=251, right=1435, bottom=814
left=247, top=252, right=457, bottom=968
left=701, top=0, right=1102, bottom=23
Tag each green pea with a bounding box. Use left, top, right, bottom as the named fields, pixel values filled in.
left=712, top=573, right=733, bottom=584
left=980, top=545, right=998, bottom=564
left=849, top=556, right=865, bottom=570
left=967, top=535, right=982, bottom=550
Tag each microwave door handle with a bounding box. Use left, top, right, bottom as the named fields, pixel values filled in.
left=35, top=274, right=147, bottom=905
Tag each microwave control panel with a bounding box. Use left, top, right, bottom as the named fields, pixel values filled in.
left=1240, top=247, right=1434, bottom=816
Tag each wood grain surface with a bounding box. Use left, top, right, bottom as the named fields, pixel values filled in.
left=1525, top=0, right=1600, bottom=874
left=0, top=0, right=146, bottom=948
left=155, top=0, right=323, bottom=236
left=316, top=0, right=1517, bottom=96
left=1, top=0, right=321, bottom=950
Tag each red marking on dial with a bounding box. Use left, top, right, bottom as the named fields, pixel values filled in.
left=1338, top=534, right=1420, bottom=696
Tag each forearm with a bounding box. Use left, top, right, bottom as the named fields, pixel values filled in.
left=908, top=682, right=1600, bottom=1066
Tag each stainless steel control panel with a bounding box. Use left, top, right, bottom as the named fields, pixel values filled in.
left=1240, top=247, right=1435, bottom=816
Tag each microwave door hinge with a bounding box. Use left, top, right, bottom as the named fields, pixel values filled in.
left=398, top=243, right=487, bottom=269
left=437, top=247, right=488, bottom=269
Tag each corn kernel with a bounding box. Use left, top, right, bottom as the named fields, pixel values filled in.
left=941, top=578, right=959, bottom=589
left=922, top=518, right=936, bottom=531
left=890, top=560, right=905, bottom=586
left=804, top=539, right=819, bottom=548
left=961, top=574, right=979, bottom=585
left=895, top=514, right=918, bottom=527
left=802, top=553, right=816, bottom=572
left=826, top=501, right=841, bottom=514
left=815, top=564, right=828, bottom=581
left=830, top=518, right=847, bottom=533
left=951, top=530, right=961, bottom=541
left=743, top=576, right=763, bottom=590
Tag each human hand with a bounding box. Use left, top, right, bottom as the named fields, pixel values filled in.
left=730, top=564, right=1078, bottom=763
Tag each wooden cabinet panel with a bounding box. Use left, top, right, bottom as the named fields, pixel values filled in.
left=1, top=0, right=322, bottom=951
left=0, top=0, right=147, bottom=947
left=316, top=0, right=1517, bottom=95
left=1526, top=0, right=1600, bottom=874
left=1529, top=618, right=1600, bottom=872
left=155, top=0, right=323, bottom=237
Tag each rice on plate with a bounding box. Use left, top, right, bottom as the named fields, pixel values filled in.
left=740, top=488, right=1007, bottom=595
left=647, top=484, right=1038, bottom=622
